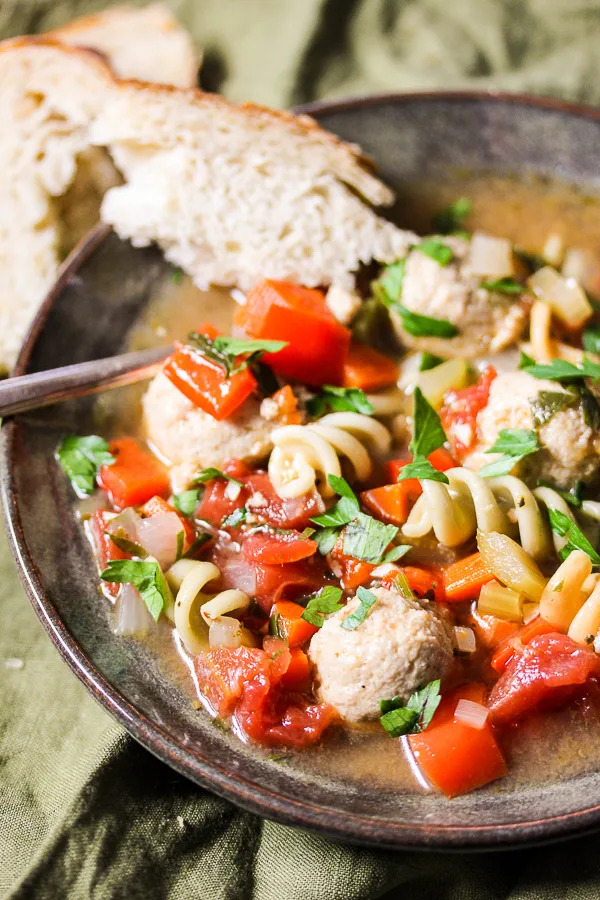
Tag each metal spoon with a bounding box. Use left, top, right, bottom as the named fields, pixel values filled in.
left=0, top=346, right=171, bottom=417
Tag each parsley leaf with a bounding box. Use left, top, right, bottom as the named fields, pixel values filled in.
left=192, top=467, right=243, bottom=487
left=531, top=390, right=576, bottom=428
left=479, top=428, right=539, bottom=478
left=417, top=238, right=454, bottom=266
left=538, top=479, right=584, bottom=509
left=306, top=385, right=374, bottom=418
left=343, top=513, right=399, bottom=563
left=410, top=388, right=448, bottom=459
left=222, top=507, right=248, bottom=528
left=101, top=559, right=173, bottom=621
left=301, top=586, right=344, bottom=627
left=396, top=457, right=449, bottom=484
left=522, top=358, right=600, bottom=382
left=481, top=276, right=523, bottom=294
left=380, top=679, right=442, bottom=737
left=310, top=475, right=359, bottom=528
left=434, top=197, right=472, bottom=235
left=108, top=531, right=148, bottom=558
left=392, top=304, right=458, bottom=338
left=380, top=544, right=411, bottom=564
left=547, top=508, right=600, bottom=564
left=419, top=352, right=445, bottom=372
left=212, top=336, right=288, bottom=356
left=373, top=258, right=406, bottom=305
left=583, top=324, right=600, bottom=356
left=312, top=526, right=339, bottom=555
left=173, top=490, right=200, bottom=517
left=341, top=586, right=378, bottom=631
left=519, top=350, right=536, bottom=369
left=56, top=435, right=115, bottom=497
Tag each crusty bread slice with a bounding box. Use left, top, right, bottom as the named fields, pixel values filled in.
left=47, top=3, right=200, bottom=88
left=93, top=82, right=415, bottom=291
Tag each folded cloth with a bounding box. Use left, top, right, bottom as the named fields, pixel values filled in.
left=5, top=1, right=600, bottom=898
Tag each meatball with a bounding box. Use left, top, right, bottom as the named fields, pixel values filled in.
left=462, top=371, right=600, bottom=488
left=142, top=372, right=273, bottom=491
left=308, top=586, right=454, bottom=722
left=391, top=234, right=527, bottom=359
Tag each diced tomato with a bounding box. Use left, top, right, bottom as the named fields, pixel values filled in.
left=342, top=342, right=400, bottom=392
left=223, top=459, right=253, bottom=480
left=235, top=279, right=351, bottom=385
left=490, top=617, right=556, bottom=673
left=381, top=566, right=445, bottom=602
left=244, top=471, right=324, bottom=530
left=243, top=530, right=317, bottom=565
left=441, top=366, right=497, bottom=457
left=97, top=438, right=170, bottom=509
left=488, top=632, right=600, bottom=724
left=141, top=495, right=196, bottom=549
left=330, top=536, right=374, bottom=590
left=360, top=481, right=421, bottom=527
left=409, top=683, right=507, bottom=797
left=269, top=385, right=301, bottom=425
left=89, top=510, right=130, bottom=598
left=271, top=600, right=319, bottom=647
left=442, top=553, right=494, bottom=603
left=196, top=476, right=248, bottom=527
left=253, top=556, right=330, bottom=614
left=196, top=646, right=334, bottom=748
left=163, top=342, right=256, bottom=421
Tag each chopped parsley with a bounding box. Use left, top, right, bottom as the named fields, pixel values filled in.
left=311, top=526, right=339, bottom=556
left=396, top=388, right=450, bottom=484
left=340, top=586, right=378, bottom=631
left=522, top=358, right=600, bottom=382
left=212, top=336, right=288, bottom=356
left=372, top=258, right=406, bottom=306
left=374, top=257, right=457, bottom=338
left=173, top=489, right=200, bottom=517
left=583, top=324, right=600, bottom=356
left=268, top=612, right=287, bottom=640
left=479, top=428, right=539, bottom=478
left=56, top=435, right=115, bottom=497
left=192, top=468, right=243, bottom=487
left=434, top=197, right=472, bottom=235
left=342, top=513, right=399, bottom=564
left=519, top=350, right=536, bottom=369
left=392, top=305, right=458, bottom=339
left=101, top=559, right=173, bottom=621
left=186, top=331, right=285, bottom=380
left=307, top=385, right=374, bottom=418
left=417, top=238, right=454, bottom=266
left=222, top=507, right=248, bottom=528
left=547, top=508, right=600, bottom=564
left=480, top=277, right=523, bottom=294
left=419, top=352, right=445, bottom=372
left=108, top=531, right=148, bottom=559
left=531, top=390, right=577, bottom=428
left=396, top=457, right=449, bottom=484
left=301, top=586, right=344, bottom=628
left=380, top=679, right=441, bottom=737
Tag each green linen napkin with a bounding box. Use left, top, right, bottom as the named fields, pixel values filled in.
left=4, top=1, right=600, bottom=896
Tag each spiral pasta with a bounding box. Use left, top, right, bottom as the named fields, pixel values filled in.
left=526, top=299, right=585, bottom=364
left=402, top=467, right=575, bottom=561
left=268, top=412, right=392, bottom=499
left=165, top=559, right=253, bottom=655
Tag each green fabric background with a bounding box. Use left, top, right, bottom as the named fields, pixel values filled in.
left=4, top=1, right=600, bottom=896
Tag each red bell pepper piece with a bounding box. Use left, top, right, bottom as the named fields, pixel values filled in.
left=342, top=341, right=399, bottom=391
left=98, top=438, right=170, bottom=509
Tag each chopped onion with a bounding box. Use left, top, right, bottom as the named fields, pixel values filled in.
left=477, top=530, right=547, bottom=602
left=528, top=265, right=592, bottom=328
left=468, top=232, right=514, bottom=278
left=114, top=583, right=152, bottom=636
left=417, top=358, right=469, bottom=410
left=542, top=233, right=564, bottom=268
left=454, top=626, right=476, bottom=653
left=224, top=480, right=242, bottom=501
left=454, top=699, right=489, bottom=730
left=218, top=557, right=257, bottom=594
left=105, top=507, right=142, bottom=541
left=371, top=562, right=402, bottom=579
left=282, top=490, right=325, bottom=522
left=136, top=512, right=183, bottom=569
left=562, top=247, right=600, bottom=296
left=208, top=616, right=245, bottom=648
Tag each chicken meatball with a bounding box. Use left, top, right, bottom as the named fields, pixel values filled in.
left=391, top=234, right=528, bottom=359
left=143, top=372, right=273, bottom=490
left=308, top=586, right=454, bottom=722
left=462, top=371, right=600, bottom=488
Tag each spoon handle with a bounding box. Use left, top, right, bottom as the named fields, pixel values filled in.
left=0, top=346, right=171, bottom=417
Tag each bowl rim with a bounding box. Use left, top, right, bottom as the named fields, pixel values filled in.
left=5, top=90, right=600, bottom=851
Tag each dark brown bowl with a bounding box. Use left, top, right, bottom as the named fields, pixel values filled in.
left=5, top=92, right=600, bottom=851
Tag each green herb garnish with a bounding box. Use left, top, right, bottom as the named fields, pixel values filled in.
left=481, top=277, right=523, bottom=294
left=522, top=358, right=600, bottom=382
left=519, top=350, right=536, bottom=369
left=396, top=388, right=450, bottom=484
left=186, top=332, right=286, bottom=379
left=192, top=468, right=243, bottom=487
left=396, top=457, right=450, bottom=484
left=547, top=508, right=600, bottom=564
left=173, top=490, right=200, bottom=517
left=531, top=390, right=576, bottom=428
left=222, top=507, right=248, bottom=528
left=583, top=324, right=600, bottom=356
left=101, top=559, right=173, bottom=621
left=268, top=612, right=287, bottom=640
left=479, top=428, right=539, bottom=478
left=434, top=198, right=472, bottom=235
left=56, top=435, right=115, bottom=497
left=419, top=352, right=445, bottom=372
left=392, top=305, right=458, bottom=339
left=380, top=680, right=441, bottom=737
left=417, top=238, right=454, bottom=266
left=301, top=586, right=344, bottom=628
left=342, top=513, right=399, bottom=564
left=108, top=531, right=148, bottom=559
left=373, top=259, right=406, bottom=305
left=341, top=586, right=378, bottom=631
left=307, top=385, right=374, bottom=418
left=212, top=336, right=288, bottom=356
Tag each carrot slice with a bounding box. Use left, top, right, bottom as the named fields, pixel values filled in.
left=361, top=482, right=421, bottom=527
left=442, top=553, right=494, bottom=603
left=342, top=341, right=399, bottom=392
left=490, top=617, right=556, bottom=674
left=279, top=648, right=312, bottom=691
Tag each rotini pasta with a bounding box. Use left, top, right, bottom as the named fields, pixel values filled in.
left=526, top=299, right=585, bottom=364
left=402, top=467, right=574, bottom=561
left=268, top=412, right=391, bottom=499
left=165, top=559, right=252, bottom=655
